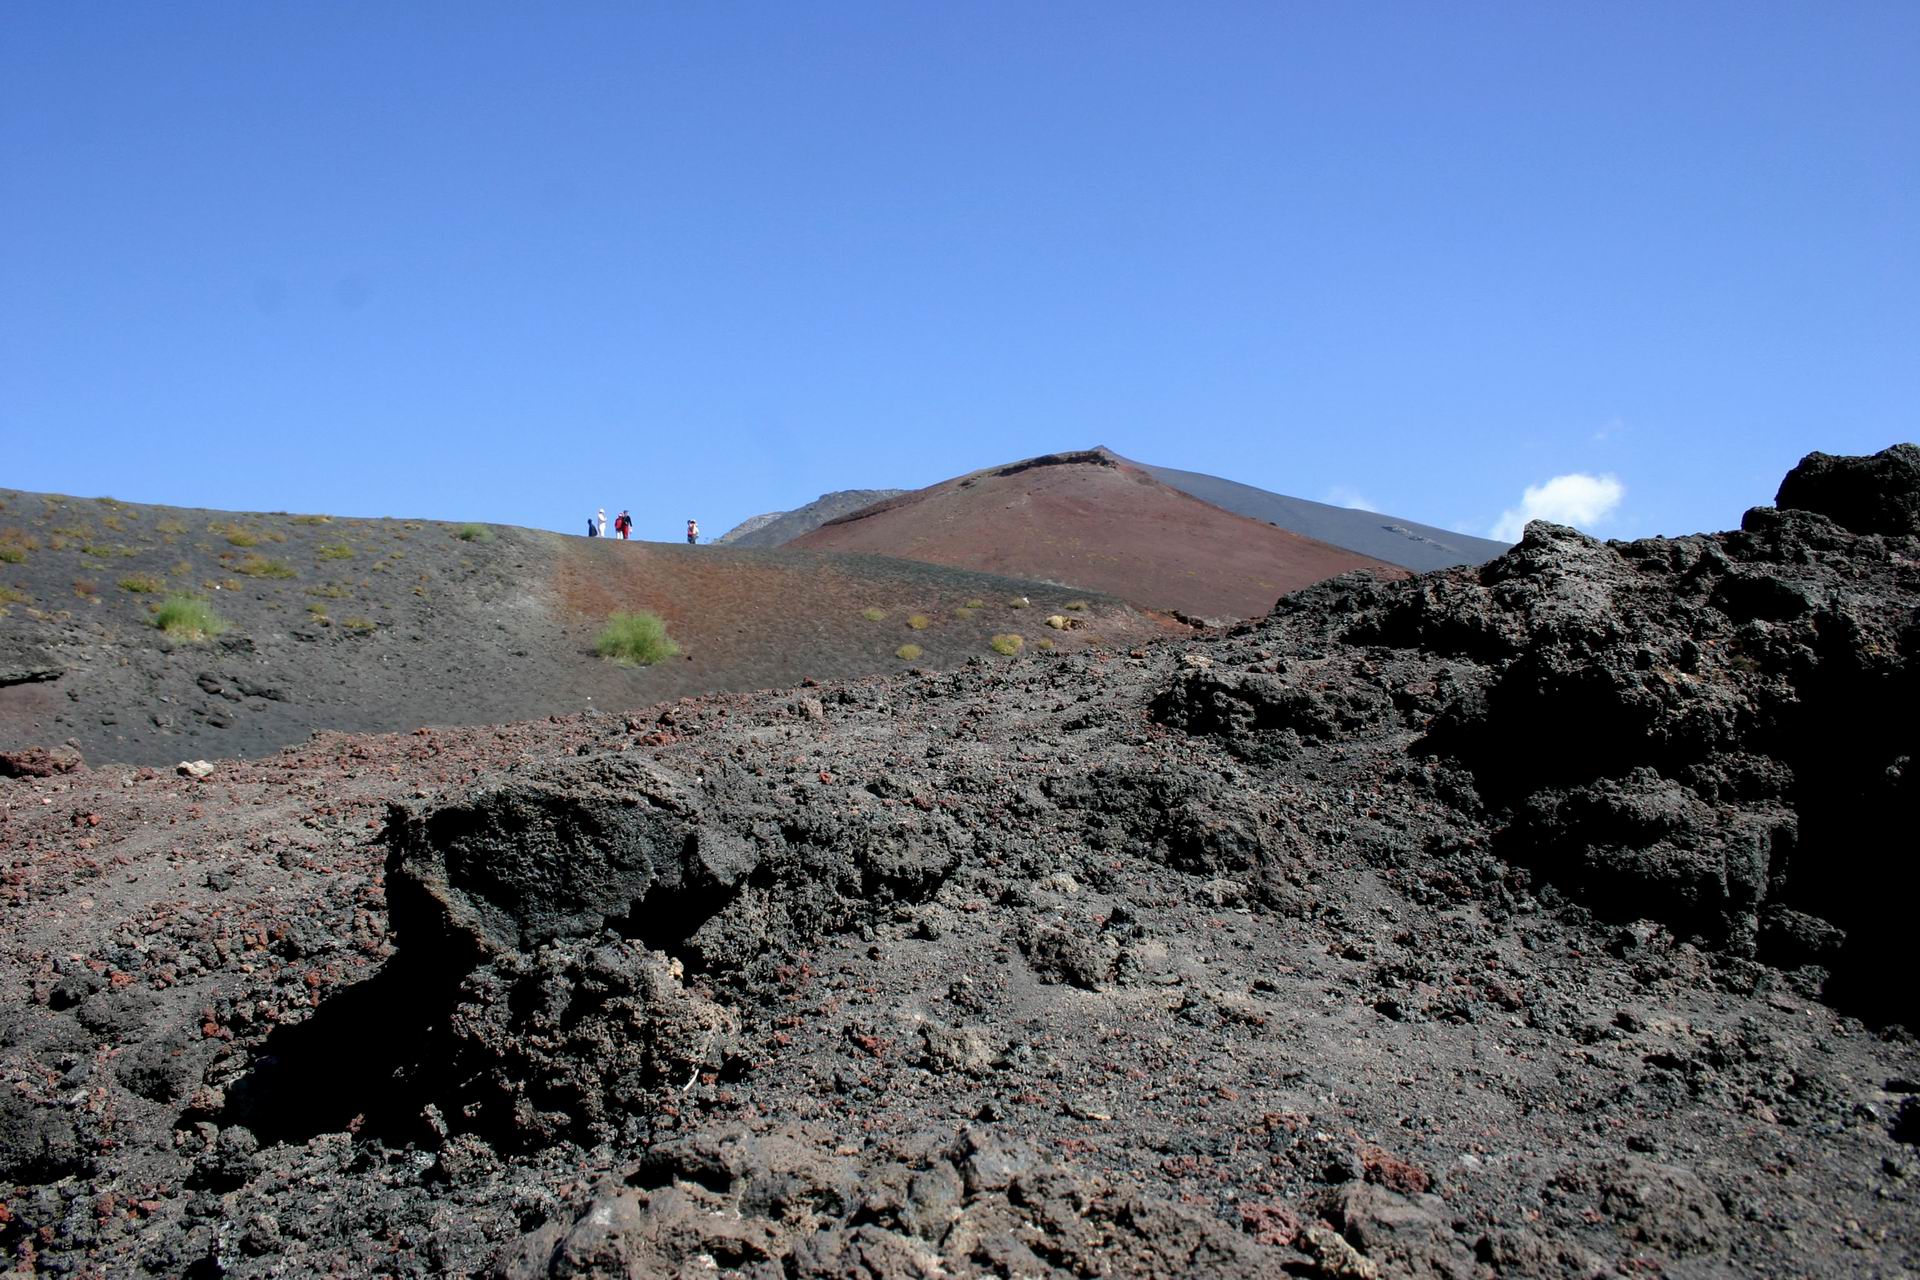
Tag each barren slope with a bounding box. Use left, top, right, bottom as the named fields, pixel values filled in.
left=790, top=450, right=1405, bottom=621
left=716, top=489, right=909, bottom=547
left=0, top=492, right=1173, bottom=767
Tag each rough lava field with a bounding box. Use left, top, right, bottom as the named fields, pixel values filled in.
left=1, top=446, right=1918, bottom=1278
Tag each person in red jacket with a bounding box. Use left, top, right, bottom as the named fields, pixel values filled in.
left=614, top=510, right=632, bottom=540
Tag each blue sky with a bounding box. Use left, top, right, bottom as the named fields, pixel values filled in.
left=4, top=3, right=1915, bottom=543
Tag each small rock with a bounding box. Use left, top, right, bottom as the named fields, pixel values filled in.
left=0, top=745, right=86, bottom=778
left=177, top=760, right=215, bottom=778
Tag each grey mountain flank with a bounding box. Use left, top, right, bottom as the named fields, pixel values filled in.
left=0, top=445, right=1915, bottom=1278
left=716, top=489, right=910, bottom=548
left=1117, top=453, right=1510, bottom=572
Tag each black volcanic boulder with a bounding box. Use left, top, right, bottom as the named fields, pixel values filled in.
left=379, top=753, right=969, bottom=1147
left=1774, top=443, right=1920, bottom=536
left=384, top=755, right=752, bottom=966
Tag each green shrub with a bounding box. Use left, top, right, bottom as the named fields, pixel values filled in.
left=1035, top=637, right=1056, bottom=650
left=153, top=519, right=186, bottom=535
left=0, top=545, right=23, bottom=564
left=989, top=633, right=1024, bottom=656
left=596, top=610, right=680, bottom=666
left=965, top=599, right=985, bottom=609
left=235, top=555, right=295, bottom=578
left=1007, top=597, right=1029, bottom=609
left=952, top=605, right=976, bottom=619
left=341, top=616, right=378, bottom=633
left=317, top=543, right=354, bottom=560
left=1064, top=600, right=1088, bottom=611
left=214, top=523, right=261, bottom=547
left=453, top=523, right=493, bottom=542
left=906, top=614, right=931, bottom=630
left=308, top=583, right=348, bottom=599
left=896, top=643, right=923, bottom=661
left=0, top=586, right=27, bottom=605
left=72, top=580, right=97, bottom=597
left=290, top=514, right=333, bottom=525
left=860, top=607, right=886, bottom=622
left=154, top=595, right=228, bottom=640
left=118, top=574, right=164, bottom=593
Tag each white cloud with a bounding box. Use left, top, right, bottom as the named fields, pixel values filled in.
left=1326, top=486, right=1377, bottom=512
left=1491, top=472, right=1624, bottom=542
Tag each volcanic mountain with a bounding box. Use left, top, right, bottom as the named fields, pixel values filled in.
left=788, top=449, right=1405, bottom=620
left=0, top=490, right=1173, bottom=767
left=1, top=446, right=1915, bottom=1279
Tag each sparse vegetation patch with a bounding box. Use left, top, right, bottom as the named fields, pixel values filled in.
left=118, top=574, right=164, bottom=593
left=989, top=633, right=1024, bottom=656
left=860, top=607, right=887, bottom=622
left=318, top=543, right=355, bottom=560
left=236, top=555, right=296, bottom=578
left=597, top=610, right=680, bottom=666
left=154, top=595, right=228, bottom=640
left=214, top=523, right=261, bottom=547
left=907, top=614, right=931, bottom=630
left=290, top=514, right=334, bottom=525
left=896, top=643, right=923, bottom=661
left=453, top=523, right=493, bottom=542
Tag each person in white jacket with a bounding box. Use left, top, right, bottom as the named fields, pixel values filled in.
left=597, top=508, right=608, bottom=539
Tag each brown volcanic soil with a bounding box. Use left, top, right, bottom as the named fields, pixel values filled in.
left=790, top=450, right=1406, bottom=621
left=0, top=490, right=1174, bottom=767
left=1, top=447, right=1916, bottom=1278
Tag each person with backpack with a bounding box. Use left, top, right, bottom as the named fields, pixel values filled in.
left=586, top=514, right=598, bottom=537
left=614, top=510, right=632, bottom=540
left=686, top=518, right=699, bottom=545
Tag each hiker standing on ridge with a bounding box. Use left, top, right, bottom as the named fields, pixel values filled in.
left=597, top=508, right=608, bottom=539
left=614, top=510, right=632, bottom=540
left=586, top=514, right=598, bottom=537
left=686, top=518, right=699, bottom=545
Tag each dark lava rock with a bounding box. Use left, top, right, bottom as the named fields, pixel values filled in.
left=1774, top=442, right=1920, bottom=536
left=0, top=1090, right=85, bottom=1183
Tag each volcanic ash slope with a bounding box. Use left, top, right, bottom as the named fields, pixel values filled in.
left=0, top=446, right=1916, bottom=1278
left=789, top=448, right=1406, bottom=621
